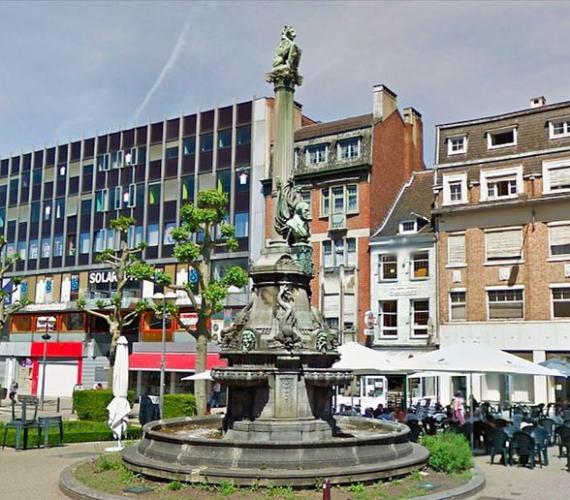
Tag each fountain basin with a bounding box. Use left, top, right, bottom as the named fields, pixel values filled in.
left=123, top=415, right=429, bottom=487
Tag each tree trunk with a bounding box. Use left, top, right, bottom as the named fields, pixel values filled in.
left=195, top=331, right=209, bottom=415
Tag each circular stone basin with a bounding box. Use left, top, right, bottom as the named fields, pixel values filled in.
left=123, top=415, right=428, bottom=487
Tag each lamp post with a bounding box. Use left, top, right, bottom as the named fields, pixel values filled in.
left=153, top=292, right=177, bottom=419
left=39, top=316, right=56, bottom=410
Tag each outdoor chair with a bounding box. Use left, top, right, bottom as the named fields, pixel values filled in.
left=38, top=416, right=64, bottom=448
left=510, top=431, right=538, bottom=468
left=512, top=414, right=524, bottom=429
left=1, top=401, right=40, bottom=451
left=407, top=420, right=423, bottom=443
left=489, top=428, right=510, bottom=465
left=556, top=426, right=570, bottom=460
left=528, top=426, right=549, bottom=466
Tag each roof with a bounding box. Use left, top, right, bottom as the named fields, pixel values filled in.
left=294, top=113, right=373, bottom=141
left=437, top=100, right=570, bottom=130
left=372, top=170, right=434, bottom=239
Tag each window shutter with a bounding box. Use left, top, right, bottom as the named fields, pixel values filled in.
left=550, top=166, right=570, bottom=188
left=344, top=294, right=356, bottom=322
left=448, top=234, right=466, bottom=264
left=550, top=224, right=570, bottom=247
left=486, top=229, right=522, bottom=259
left=66, top=197, right=78, bottom=216
left=164, top=179, right=178, bottom=201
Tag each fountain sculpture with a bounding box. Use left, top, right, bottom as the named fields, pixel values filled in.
left=123, top=26, right=428, bottom=487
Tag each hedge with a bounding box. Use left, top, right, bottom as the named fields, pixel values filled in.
left=0, top=420, right=142, bottom=448
left=73, top=390, right=136, bottom=421
left=420, top=432, right=473, bottom=473
left=163, top=394, right=197, bottom=419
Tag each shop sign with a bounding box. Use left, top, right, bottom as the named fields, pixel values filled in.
left=179, top=312, right=198, bottom=331
left=89, top=271, right=118, bottom=284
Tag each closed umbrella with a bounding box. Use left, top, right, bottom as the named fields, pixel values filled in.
left=181, top=370, right=213, bottom=381
left=105, top=336, right=131, bottom=451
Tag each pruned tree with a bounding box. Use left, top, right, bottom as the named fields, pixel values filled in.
left=169, top=189, right=248, bottom=415
left=77, top=216, right=170, bottom=378
left=0, top=236, right=31, bottom=334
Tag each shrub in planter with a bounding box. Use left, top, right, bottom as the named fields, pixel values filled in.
left=73, top=390, right=136, bottom=421
left=420, top=432, right=473, bottom=473
left=163, top=394, right=197, bottom=419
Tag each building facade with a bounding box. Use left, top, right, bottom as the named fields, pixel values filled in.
left=434, top=96, right=570, bottom=405
left=264, top=85, right=424, bottom=343
left=0, top=97, right=280, bottom=398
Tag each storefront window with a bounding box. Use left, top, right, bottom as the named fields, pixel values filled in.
left=61, top=312, right=85, bottom=332
left=10, top=315, right=33, bottom=333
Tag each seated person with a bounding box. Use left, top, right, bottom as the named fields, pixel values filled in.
left=373, top=404, right=384, bottom=418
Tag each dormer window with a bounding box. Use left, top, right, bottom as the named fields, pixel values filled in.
left=487, top=127, right=517, bottom=149
left=442, top=173, right=467, bottom=206
left=306, top=144, right=327, bottom=165
left=338, top=138, right=361, bottom=159
left=480, top=166, right=522, bottom=201
left=549, top=119, right=570, bottom=139
left=447, top=135, right=467, bottom=155
left=399, top=220, right=417, bottom=234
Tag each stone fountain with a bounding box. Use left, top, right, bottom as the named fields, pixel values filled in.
left=122, top=26, right=428, bottom=487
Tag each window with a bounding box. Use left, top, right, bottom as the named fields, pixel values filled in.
left=79, top=233, right=90, bottom=254
left=53, top=236, right=63, bottom=257
left=379, top=300, right=397, bottom=337
left=236, top=168, right=250, bottom=192
left=127, top=184, right=136, bottom=207
left=96, top=153, right=110, bottom=171
left=43, top=202, right=52, bottom=221
left=17, top=241, right=26, bottom=260
left=487, top=127, right=517, bottom=149
left=320, top=185, right=358, bottom=216
left=29, top=240, right=38, bottom=259
left=128, top=226, right=144, bottom=248
left=338, top=138, right=360, bottom=159
left=55, top=198, right=64, bottom=219
left=485, top=228, right=522, bottom=262
left=552, top=287, right=570, bottom=318
left=181, top=176, right=194, bottom=201
left=66, top=235, right=76, bottom=256
left=322, top=238, right=355, bottom=267
left=94, top=230, right=106, bottom=252
left=346, top=238, right=356, bottom=266
left=450, top=291, right=466, bottom=321
left=549, top=119, right=570, bottom=139
left=147, top=224, right=159, bottom=246
left=399, top=220, right=417, bottom=234
left=235, top=212, right=249, bottom=238
left=114, top=186, right=122, bottom=210
left=95, top=189, right=108, bottom=212
left=41, top=238, right=51, bottom=258
left=30, top=202, right=40, bottom=223
left=165, top=146, right=178, bottom=160
left=163, top=223, right=176, bottom=245
left=549, top=223, right=570, bottom=257
left=218, top=129, right=232, bottom=149
left=321, top=189, right=330, bottom=216
left=411, top=299, right=429, bottom=337
left=379, top=254, right=397, bottom=281
left=148, top=184, right=161, bottom=205
left=346, top=185, right=357, bottom=212
left=61, top=313, right=85, bottom=332
left=447, top=135, right=467, bottom=155
left=236, top=125, right=251, bottom=145
left=332, top=187, right=344, bottom=213
left=543, top=159, right=570, bottom=193
left=307, top=144, right=327, bottom=165
left=488, top=288, right=524, bottom=319
left=183, top=137, right=196, bottom=156
left=110, top=150, right=123, bottom=169
left=217, top=170, right=231, bottom=194
left=300, top=190, right=311, bottom=218
left=487, top=175, right=517, bottom=199
left=10, top=315, right=33, bottom=333
left=447, top=233, right=466, bottom=266
left=412, top=251, right=429, bottom=279
left=200, top=133, right=213, bottom=152
left=481, top=167, right=522, bottom=201
left=443, top=174, right=467, bottom=205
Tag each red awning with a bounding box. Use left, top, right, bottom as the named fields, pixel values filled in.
left=129, top=352, right=226, bottom=372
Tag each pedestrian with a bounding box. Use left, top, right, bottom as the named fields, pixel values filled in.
left=9, top=380, right=18, bottom=404
left=452, top=391, right=465, bottom=425
left=210, top=381, right=222, bottom=408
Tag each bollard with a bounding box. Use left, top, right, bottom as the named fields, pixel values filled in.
left=322, top=479, right=331, bottom=500
left=56, top=397, right=60, bottom=413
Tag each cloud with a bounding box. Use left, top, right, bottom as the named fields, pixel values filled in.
left=130, top=17, right=192, bottom=124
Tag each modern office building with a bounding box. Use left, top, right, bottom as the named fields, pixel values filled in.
left=433, top=95, right=570, bottom=405
left=0, top=97, right=289, bottom=398
left=264, top=85, right=424, bottom=343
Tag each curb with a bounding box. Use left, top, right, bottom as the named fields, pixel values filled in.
left=59, top=459, right=127, bottom=500
left=410, top=467, right=486, bottom=500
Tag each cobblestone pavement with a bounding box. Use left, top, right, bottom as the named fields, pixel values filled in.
left=474, top=454, right=570, bottom=500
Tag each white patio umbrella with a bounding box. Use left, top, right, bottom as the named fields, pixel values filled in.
left=333, top=342, right=410, bottom=373
left=181, top=370, right=214, bottom=381
left=105, top=336, right=131, bottom=451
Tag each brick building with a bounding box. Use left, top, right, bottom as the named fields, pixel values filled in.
left=265, top=85, right=424, bottom=343
left=434, top=96, right=570, bottom=405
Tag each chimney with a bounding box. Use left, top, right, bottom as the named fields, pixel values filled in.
left=403, top=107, right=422, bottom=147
left=373, top=84, right=397, bottom=121
left=529, top=96, right=546, bottom=108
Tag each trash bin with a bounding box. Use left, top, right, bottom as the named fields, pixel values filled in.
left=139, top=395, right=160, bottom=426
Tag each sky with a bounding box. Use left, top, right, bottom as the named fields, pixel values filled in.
left=1, top=0, right=569, bottom=165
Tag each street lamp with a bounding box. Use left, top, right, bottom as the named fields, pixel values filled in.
left=39, top=316, right=56, bottom=410
left=153, top=292, right=177, bottom=419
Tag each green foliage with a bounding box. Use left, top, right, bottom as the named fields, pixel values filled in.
left=95, top=453, right=123, bottom=472
left=222, top=265, right=248, bottom=288
left=0, top=420, right=142, bottom=448
left=167, top=480, right=184, bottom=491
left=203, top=281, right=229, bottom=313
left=73, top=389, right=136, bottom=421
left=218, top=479, right=237, bottom=496
left=408, top=469, right=422, bottom=481
left=163, top=394, right=197, bottom=419
left=348, top=482, right=366, bottom=494
left=420, top=433, right=473, bottom=473
left=173, top=241, right=201, bottom=263
left=267, top=486, right=294, bottom=499
left=110, top=216, right=135, bottom=232
left=126, top=261, right=157, bottom=281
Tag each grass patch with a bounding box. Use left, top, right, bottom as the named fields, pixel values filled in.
left=420, top=433, right=473, bottom=473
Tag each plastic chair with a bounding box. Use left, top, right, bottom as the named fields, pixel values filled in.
left=489, top=428, right=510, bottom=465
left=542, top=418, right=556, bottom=446
left=529, top=427, right=549, bottom=466
left=556, top=426, right=570, bottom=460
left=512, top=414, right=524, bottom=429
left=38, top=416, right=64, bottom=448
left=511, top=431, right=537, bottom=468
left=1, top=401, right=40, bottom=450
